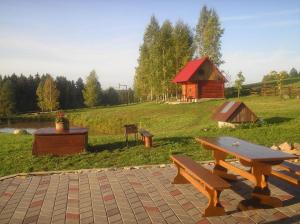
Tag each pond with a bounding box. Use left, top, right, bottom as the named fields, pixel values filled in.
left=0, top=121, right=54, bottom=134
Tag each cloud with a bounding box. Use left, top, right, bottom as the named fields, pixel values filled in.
left=221, top=49, right=300, bottom=85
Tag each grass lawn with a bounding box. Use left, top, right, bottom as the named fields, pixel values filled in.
left=1, top=95, right=300, bottom=177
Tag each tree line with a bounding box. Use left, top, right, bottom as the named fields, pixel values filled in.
left=0, top=70, right=133, bottom=118
left=134, top=5, right=224, bottom=101
left=262, top=68, right=300, bottom=83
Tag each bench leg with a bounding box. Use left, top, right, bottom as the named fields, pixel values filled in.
left=125, top=134, right=128, bottom=147
left=204, top=188, right=226, bottom=217
left=145, top=136, right=152, bottom=148
left=213, top=150, right=237, bottom=181
left=172, top=165, right=189, bottom=184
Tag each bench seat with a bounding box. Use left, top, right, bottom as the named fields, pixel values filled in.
left=277, top=161, right=300, bottom=175
left=171, top=155, right=230, bottom=217
left=139, top=129, right=153, bottom=137
left=271, top=161, right=300, bottom=187
left=139, top=129, right=154, bottom=148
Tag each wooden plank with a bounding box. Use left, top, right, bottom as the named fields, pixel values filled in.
left=277, top=161, right=300, bottom=175
left=34, top=127, right=88, bottom=135
left=33, top=131, right=87, bottom=156
left=139, top=129, right=153, bottom=137
left=271, top=170, right=300, bottom=187
left=196, top=137, right=297, bottom=163
left=171, top=155, right=230, bottom=190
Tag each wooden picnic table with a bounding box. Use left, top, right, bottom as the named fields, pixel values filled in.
left=196, top=136, right=298, bottom=210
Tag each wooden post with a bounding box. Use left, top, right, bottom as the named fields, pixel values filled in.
left=144, top=136, right=152, bottom=148
left=213, top=150, right=237, bottom=181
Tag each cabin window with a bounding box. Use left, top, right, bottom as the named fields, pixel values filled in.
left=198, top=69, right=204, bottom=76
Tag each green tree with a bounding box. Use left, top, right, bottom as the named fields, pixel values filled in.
left=75, top=78, right=84, bottom=108
left=158, top=20, right=174, bottom=100
left=262, top=70, right=278, bottom=82
left=43, top=76, right=60, bottom=111
left=0, top=79, right=15, bottom=117
left=195, top=5, right=224, bottom=66
left=172, top=20, right=194, bottom=97
left=36, top=75, right=60, bottom=111
left=36, top=79, right=46, bottom=111
left=83, top=70, right=102, bottom=107
left=276, top=71, right=286, bottom=97
left=102, top=87, right=120, bottom=105
left=289, top=68, right=298, bottom=77
left=134, top=15, right=160, bottom=101
left=234, top=71, right=245, bottom=98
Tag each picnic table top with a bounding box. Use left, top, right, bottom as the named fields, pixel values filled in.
left=196, top=136, right=298, bottom=163
left=34, top=127, right=88, bottom=136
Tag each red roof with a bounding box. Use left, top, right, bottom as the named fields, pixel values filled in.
left=172, top=57, right=226, bottom=83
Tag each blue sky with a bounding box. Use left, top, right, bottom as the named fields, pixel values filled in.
left=0, top=0, right=299, bottom=87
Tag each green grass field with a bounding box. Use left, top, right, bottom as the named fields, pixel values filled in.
left=1, top=95, right=300, bottom=177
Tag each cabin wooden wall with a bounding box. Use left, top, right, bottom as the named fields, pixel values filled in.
left=198, top=81, right=224, bottom=98
left=190, top=60, right=224, bottom=82
left=229, top=106, right=257, bottom=123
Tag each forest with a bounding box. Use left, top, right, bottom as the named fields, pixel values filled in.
left=0, top=71, right=134, bottom=117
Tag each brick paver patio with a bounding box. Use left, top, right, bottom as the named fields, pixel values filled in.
left=0, top=163, right=300, bottom=224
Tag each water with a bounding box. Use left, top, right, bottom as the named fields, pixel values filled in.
left=0, top=121, right=54, bottom=134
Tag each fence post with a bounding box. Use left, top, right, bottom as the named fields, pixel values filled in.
left=288, top=87, right=292, bottom=98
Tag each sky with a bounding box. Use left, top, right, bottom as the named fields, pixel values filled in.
left=0, top=0, right=300, bottom=88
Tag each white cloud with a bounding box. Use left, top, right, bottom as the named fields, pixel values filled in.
left=221, top=49, right=300, bottom=85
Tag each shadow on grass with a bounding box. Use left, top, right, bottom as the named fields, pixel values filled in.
left=87, top=136, right=193, bottom=153
left=87, top=140, right=140, bottom=152
left=264, top=117, right=293, bottom=124
left=154, top=136, right=193, bottom=147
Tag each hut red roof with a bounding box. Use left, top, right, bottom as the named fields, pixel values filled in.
left=172, top=57, right=226, bottom=83
left=212, top=101, right=258, bottom=123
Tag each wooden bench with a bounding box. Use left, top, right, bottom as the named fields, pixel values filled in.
left=139, top=129, right=153, bottom=148
left=170, top=155, right=231, bottom=217
left=271, top=161, right=300, bottom=187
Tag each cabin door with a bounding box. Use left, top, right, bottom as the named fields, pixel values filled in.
left=186, top=83, right=198, bottom=99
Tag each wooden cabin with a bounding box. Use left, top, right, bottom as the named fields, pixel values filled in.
left=172, top=57, right=226, bottom=101
left=212, top=101, right=258, bottom=128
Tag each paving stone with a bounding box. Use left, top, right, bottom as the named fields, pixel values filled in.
left=1, top=165, right=300, bottom=223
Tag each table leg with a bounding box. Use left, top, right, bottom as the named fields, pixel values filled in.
left=238, top=162, right=282, bottom=210
left=213, top=150, right=237, bottom=181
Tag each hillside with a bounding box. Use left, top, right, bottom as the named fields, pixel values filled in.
left=0, top=95, right=300, bottom=176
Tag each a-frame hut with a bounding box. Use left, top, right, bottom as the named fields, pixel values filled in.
left=212, top=101, right=258, bottom=128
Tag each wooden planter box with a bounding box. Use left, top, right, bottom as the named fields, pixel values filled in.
left=32, top=127, right=88, bottom=156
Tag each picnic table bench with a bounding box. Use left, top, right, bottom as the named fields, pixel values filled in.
left=139, top=129, right=153, bottom=148
left=196, top=136, right=298, bottom=210
left=171, top=155, right=230, bottom=217
left=271, top=161, right=300, bottom=187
